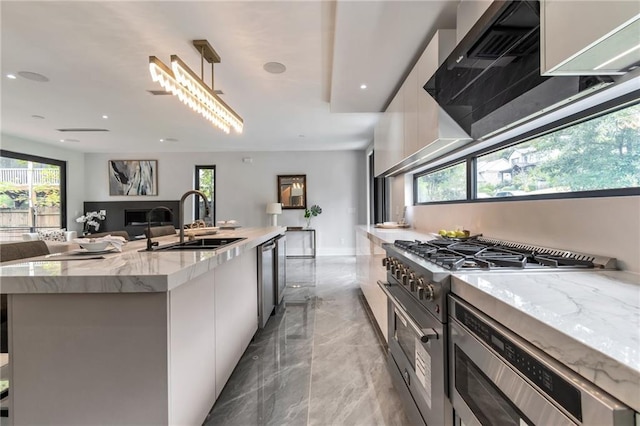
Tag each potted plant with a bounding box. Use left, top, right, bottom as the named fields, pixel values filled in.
left=303, top=204, right=322, bottom=228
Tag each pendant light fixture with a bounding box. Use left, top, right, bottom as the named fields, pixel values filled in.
left=149, top=40, right=243, bottom=134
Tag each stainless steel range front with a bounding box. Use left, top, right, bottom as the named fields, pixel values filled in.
left=379, top=236, right=616, bottom=426
left=378, top=243, right=452, bottom=426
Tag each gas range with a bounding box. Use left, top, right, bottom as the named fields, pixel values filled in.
left=381, top=236, right=618, bottom=426
left=382, top=236, right=617, bottom=323
left=393, top=236, right=617, bottom=271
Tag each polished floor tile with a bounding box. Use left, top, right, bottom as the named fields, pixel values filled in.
left=204, top=256, right=409, bottom=426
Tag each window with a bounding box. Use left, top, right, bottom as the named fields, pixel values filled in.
left=415, top=161, right=467, bottom=203
left=0, top=150, right=66, bottom=240
left=195, top=165, right=215, bottom=224
left=476, top=102, right=640, bottom=198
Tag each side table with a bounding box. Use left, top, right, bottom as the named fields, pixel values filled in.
left=285, top=228, right=316, bottom=258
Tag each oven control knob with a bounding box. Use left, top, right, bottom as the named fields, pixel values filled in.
left=403, top=272, right=414, bottom=286
left=417, top=283, right=436, bottom=301
left=395, top=266, right=405, bottom=279
left=382, top=257, right=389, bottom=268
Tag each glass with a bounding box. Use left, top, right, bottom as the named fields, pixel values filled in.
left=0, top=152, right=64, bottom=240
left=278, top=175, right=306, bottom=209
left=476, top=102, right=640, bottom=198
left=455, top=346, right=533, bottom=425
left=195, top=165, right=215, bottom=225
left=415, top=162, right=467, bottom=203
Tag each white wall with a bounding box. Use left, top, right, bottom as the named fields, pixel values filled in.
left=84, top=150, right=367, bottom=255
left=0, top=134, right=86, bottom=232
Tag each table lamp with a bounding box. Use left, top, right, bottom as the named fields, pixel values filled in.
left=266, top=203, right=282, bottom=226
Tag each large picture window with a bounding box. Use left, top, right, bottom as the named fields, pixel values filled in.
left=0, top=150, right=67, bottom=240
left=415, top=161, right=467, bottom=203
left=476, top=102, right=640, bottom=198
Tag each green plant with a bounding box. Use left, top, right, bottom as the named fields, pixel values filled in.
left=304, top=204, right=322, bottom=220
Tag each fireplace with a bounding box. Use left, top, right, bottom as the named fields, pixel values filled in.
left=83, top=200, right=180, bottom=238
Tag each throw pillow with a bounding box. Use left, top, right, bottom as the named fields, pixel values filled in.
left=37, top=229, right=67, bottom=242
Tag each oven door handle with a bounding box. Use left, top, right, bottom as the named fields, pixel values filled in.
left=377, top=280, right=438, bottom=343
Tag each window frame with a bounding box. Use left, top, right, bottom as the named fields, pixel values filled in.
left=194, top=165, right=216, bottom=223
left=413, top=159, right=470, bottom=205
left=412, top=90, right=640, bottom=205
left=0, top=149, right=68, bottom=231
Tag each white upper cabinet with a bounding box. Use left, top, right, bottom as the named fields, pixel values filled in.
left=541, top=0, right=640, bottom=75
left=374, top=88, right=405, bottom=176
left=403, top=67, right=419, bottom=158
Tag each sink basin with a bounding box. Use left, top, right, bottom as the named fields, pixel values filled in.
left=147, top=237, right=246, bottom=251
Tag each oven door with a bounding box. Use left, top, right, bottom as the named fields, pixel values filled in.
left=377, top=280, right=451, bottom=426
left=449, top=296, right=634, bottom=426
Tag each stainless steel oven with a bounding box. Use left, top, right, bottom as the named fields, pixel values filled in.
left=378, top=280, right=450, bottom=426
left=449, top=295, right=634, bottom=426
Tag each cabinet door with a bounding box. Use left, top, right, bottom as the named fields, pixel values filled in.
left=541, top=0, right=640, bottom=75
left=387, top=90, right=405, bottom=168
left=214, top=249, right=258, bottom=397
left=374, top=110, right=391, bottom=176
left=403, top=67, right=419, bottom=158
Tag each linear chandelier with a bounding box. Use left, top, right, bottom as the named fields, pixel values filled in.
left=149, top=40, right=243, bottom=134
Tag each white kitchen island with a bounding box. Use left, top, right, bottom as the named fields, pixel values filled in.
left=0, top=227, right=284, bottom=426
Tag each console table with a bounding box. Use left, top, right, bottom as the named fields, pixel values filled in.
left=285, top=228, right=316, bottom=258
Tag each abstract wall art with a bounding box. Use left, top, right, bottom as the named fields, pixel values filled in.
left=108, top=160, right=158, bottom=196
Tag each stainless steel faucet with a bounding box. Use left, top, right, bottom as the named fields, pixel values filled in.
left=179, top=190, right=211, bottom=244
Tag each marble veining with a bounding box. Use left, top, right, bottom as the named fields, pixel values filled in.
left=0, top=227, right=284, bottom=294
left=204, top=257, right=409, bottom=426
left=452, top=270, right=640, bottom=411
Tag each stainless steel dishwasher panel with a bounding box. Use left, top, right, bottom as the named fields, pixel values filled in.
left=275, top=234, right=286, bottom=305
left=258, top=240, right=276, bottom=328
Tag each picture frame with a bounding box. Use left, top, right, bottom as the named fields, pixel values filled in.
left=277, top=174, right=306, bottom=209
left=108, top=160, right=158, bottom=196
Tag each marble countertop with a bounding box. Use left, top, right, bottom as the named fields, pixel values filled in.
left=0, top=226, right=285, bottom=294
left=355, top=224, right=436, bottom=247
left=451, top=270, right=640, bottom=412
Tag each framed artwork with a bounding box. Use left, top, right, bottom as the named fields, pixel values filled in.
left=277, top=174, right=306, bottom=209
left=108, top=160, right=158, bottom=196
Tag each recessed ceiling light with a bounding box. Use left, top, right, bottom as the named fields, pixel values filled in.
left=360, top=84, right=367, bottom=89
left=263, top=62, right=286, bottom=74
left=102, top=115, right=109, bottom=119
left=17, top=71, right=49, bottom=82
left=59, top=138, right=80, bottom=143
left=159, top=138, right=179, bottom=143
left=6, top=74, right=17, bottom=79
left=31, top=115, right=45, bottom=119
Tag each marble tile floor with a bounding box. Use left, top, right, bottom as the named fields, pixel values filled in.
left=203, top=256, right=410, bottom=426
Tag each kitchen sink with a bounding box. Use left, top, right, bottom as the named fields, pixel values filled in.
left=146, top=237, right=246, bottom=251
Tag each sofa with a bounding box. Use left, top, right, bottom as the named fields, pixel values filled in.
left=22, top=229, right=77, bottom=242
left=21, top=229, right=78, bottom=254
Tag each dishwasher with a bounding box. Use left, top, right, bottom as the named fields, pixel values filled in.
left=274, top=234, right=286, bottom=305
left=258, top=239, right=276, bottom=328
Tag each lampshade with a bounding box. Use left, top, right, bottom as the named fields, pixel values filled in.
left=266, top=203, right=282, bottom=214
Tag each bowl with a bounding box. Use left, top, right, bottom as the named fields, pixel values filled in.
left=79, top=240, right=110, bottom=252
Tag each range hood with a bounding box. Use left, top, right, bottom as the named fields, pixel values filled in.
left=425, top=0, right=614, bottom=141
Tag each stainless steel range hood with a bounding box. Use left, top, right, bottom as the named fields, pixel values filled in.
left=424, top=0, right=615, bottom=142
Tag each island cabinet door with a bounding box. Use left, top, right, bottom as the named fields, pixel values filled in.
left=168, top=269, right=217, bottom=426
left=10, top=292, right=170, bottom=426
left=214, top=248, right=259, bottom=397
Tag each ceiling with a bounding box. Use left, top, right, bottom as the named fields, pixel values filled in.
left=0, top=0, right=458, bottom=153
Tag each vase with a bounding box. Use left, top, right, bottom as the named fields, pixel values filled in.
left=305, top=218, right=312, bottom=228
